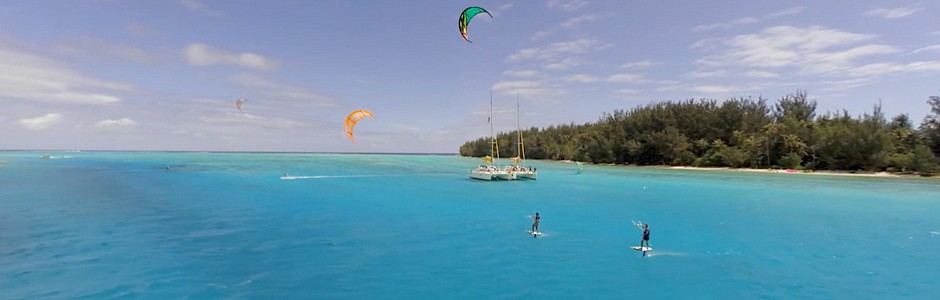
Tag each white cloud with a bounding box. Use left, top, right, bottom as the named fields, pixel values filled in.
left=199, top=112, right=302, bottom=130
left=684, top=69, right=726, bottom=79
left=693, top=85, right=738, bottom=94
left=498, top=3, right=514, bottom=10
left=694, top=26, right=898, bottom=75
left=568, top=74, right=600, bottom=83
left=56, top=38, right=157, bottom=64
left=619, top=60, right=662, bottom=69
left=561, top=14, right=601, bottom=28
left=819, top=78, right=876, bottom=92
left=800, top=44, right=899, bottom=74
left=547, top=0, right=587, bottom=12
left=530, top=31, right=554, bottom=41
left=492, top=80, right=542, bottom=91
left=95, top=118, right=137, bottom=129
left=607, top=73, right=644, bottom=83
left=615, top=89, right=640, bottom=96
left=230, top=73, right=338, bottom=106
left=848, top=61, right=940, bottom=77
left=766, top=6, right=806, bottom=18
left=693, top=6, right=806, bottom=33
left=502, top=69, right=540, bottom=78
left=544, top=57, right=587, bottom=70
left=865, top=5, right=922, bottom=19
left=491, top=80, right=564, bottom=98
left=693, top=17, right=758, bottom=32
left=0, top=44, right=128, bottom=104
left=690, top=37, right=722, bottom=50
left=506, top=38, right=604, bottom=62
left=912, top=45, right=940, bottom=54
left=745, top=70, right=780, bottom=78
left=19, top=113, right=63, bottom=130
left=184, top=43, right=280, bottom=70
left=180, top=0, right=222, bottom=16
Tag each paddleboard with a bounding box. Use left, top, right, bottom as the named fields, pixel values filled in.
left=526, top=230, right=542, bottom=236
left=630, top=246, right=653, bottom=252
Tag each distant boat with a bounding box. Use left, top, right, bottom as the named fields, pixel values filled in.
left=505, top=94, right=536, bottom=180
left=470, top=92, right=512, bottom=181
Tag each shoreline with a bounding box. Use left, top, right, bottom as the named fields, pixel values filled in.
left=665, top=166, right=937, bottom=179
left=554, top=159, right=937, bottom=180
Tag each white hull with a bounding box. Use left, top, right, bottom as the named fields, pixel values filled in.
left=504, top=165, right=536, bottom=180
left=515, top=171, right=537, bottom=180
left=496, top=171, right=515, bottom=180
left=470, top=165, right=512, bottom=181
left=469, top=170, right=495, bottom=180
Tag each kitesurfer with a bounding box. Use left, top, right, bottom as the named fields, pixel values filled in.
left=531, top=212, right=540, bottom=233
left=637, top=222, right=651, bottom=252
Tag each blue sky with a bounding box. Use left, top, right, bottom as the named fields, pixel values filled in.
left=2, top=1, right=939, bottom=153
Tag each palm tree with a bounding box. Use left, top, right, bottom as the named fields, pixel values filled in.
left=763, top=122, right=784, bottom=165
left=783, top=134, right=807, bottom=156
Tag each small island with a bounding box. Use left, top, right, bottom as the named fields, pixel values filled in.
left=460, top=91, right=940, bottom=177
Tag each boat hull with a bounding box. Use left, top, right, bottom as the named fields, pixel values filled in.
left=495, top=172, right=515, bottom=180
left=516, top=171, right=537, bottom=180
left=470, top=165, right=512, bottom=181
left=469, top=170, right=494, bottom=180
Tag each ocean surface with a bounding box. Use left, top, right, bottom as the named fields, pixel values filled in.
left=1, top=151, right=939, bottom=299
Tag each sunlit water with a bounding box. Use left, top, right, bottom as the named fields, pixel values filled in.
left=1, top=151, right=938, bottom=299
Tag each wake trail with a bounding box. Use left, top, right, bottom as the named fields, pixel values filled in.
left=280, top=175, right=396, bottom=180
left=280, top=173, right=454, bottom=180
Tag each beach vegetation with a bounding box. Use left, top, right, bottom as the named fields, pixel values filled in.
left=460, top=91, right=940, bottom=176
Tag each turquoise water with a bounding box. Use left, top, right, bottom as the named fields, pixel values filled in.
left=1, top=151, right=939, bottom=299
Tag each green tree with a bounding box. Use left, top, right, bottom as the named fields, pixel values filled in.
left=457, top=91, right=937, bottom=177
left=762, top=122, right=784, bottom=166
left=920, top=96, right=940, bottom=158
left=648, top=127, right=690, bottom=165
left=624, top=140, right=643, bottom=164
left=911, top=144, right=938, bottom=176
left=779, top=152, right=803, bottom=169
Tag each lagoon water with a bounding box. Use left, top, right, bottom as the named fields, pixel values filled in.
left=1, top=151, right=939, bottom=299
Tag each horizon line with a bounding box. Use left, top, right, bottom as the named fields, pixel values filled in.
left=0, top=149, right=460, bottom=156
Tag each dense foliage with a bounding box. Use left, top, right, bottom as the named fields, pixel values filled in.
left=459, top=91, right=940, bottom=176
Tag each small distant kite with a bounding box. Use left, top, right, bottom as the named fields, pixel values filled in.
left=235, top=98, right=246, bottom=112
left=344, top=109, right=374, bottom=142
left=458, top=6, right=492, bottom=43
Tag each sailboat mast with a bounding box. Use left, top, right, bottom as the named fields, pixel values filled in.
left=517, top=94, right=525, bottom=161
left=490, top=91, right=499, bottom=164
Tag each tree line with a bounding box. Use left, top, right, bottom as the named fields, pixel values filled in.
left=459, top=91, right=940, bottom=176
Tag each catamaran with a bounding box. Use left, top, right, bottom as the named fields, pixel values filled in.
left=470, top=92, right=512, bottom=181
left=505, top=94, right=537, bottom=180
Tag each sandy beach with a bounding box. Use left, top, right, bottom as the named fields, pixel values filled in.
left=666, top=166, right=938, bottom=179
left=533, top=160, right=936, bottom=180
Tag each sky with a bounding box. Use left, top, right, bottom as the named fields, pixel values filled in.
left=2, top=1, right=939, bottom=153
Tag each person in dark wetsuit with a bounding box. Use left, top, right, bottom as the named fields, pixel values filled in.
left=531, top=212, right=540, bottom=233
left=639, top=223, right=650, bottom=254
